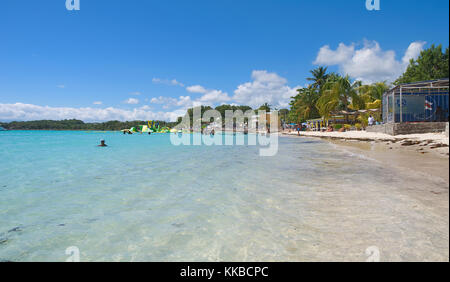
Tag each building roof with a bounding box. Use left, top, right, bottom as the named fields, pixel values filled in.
left=384, top=78, right=449, bottom=96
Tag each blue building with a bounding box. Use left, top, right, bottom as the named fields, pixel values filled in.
left=382, top=79, right=449, bottom=124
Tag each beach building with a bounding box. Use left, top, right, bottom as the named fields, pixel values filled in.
left=250, top=113, right=282, bottom=132
left=382, top=79, right=449, bottom=123
left=306, top=118, right=328, bottom=131
left=368, top=79, right=449, bottom=135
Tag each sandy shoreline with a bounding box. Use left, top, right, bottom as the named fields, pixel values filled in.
left=282, top=131, right=449, bottom=261
left=284, top=130, right=449, bottom=145
left=283, top=131, right=449, bottom=181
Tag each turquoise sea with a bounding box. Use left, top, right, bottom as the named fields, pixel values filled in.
left=0, top=131, right=448, bottom=261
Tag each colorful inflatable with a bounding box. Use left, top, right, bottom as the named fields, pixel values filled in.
left=122, top=121, right=173, bottom=134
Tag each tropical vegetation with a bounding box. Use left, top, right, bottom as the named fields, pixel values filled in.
left=2, top=45, right=447, bottom=130
left=289, top=44, right=448, bottom=125
left=395, top=44, right=449, bottom=85
left=0, top=120, right=178, bottom=131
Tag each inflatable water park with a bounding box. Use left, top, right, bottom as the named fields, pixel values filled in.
left=121, top=121, right=179, bottom=134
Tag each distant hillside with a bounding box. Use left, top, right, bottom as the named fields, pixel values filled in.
left=0, top=119, right=178, bottom=131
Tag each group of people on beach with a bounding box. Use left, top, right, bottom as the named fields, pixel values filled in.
left=292, top=115, right=378, bottom=136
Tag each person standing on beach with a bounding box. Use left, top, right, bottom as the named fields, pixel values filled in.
left=368, top=115, right=375, bottom=126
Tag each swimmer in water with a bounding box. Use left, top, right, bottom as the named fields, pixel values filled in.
left=98, top=140, right=108, bottom=147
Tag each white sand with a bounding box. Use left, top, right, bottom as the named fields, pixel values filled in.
left=285, top=130, right=449, bottom=145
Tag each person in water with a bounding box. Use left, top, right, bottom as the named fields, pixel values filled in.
left=98, top=140, right=108, bottom=147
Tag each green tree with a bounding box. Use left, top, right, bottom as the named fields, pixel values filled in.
left=1, top=119, right=178, bottom=131
left=258, top=103, right=271, bottom=112
left=395, top=44, right=449, bottom=84
left=290, top=87, right=320, bottom=122
left=278, top=109, right=290, bottom=122
left=184, top=106, right=213, bottom=127
left=316, top=75, right=365, bottom=118
left=325, top=72, right=342, bottom=84
left=307, top=66, right=329, bottom=90
left=358, top=82, right=389, bottom=103
left=215, top=104, right=252, bottom=119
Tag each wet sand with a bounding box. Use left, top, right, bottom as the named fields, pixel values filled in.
left=284, top=131, right=449, bottom=182
left=282, top=133, right=449, bottom=261
left=330, top=138, right=449, bottom=183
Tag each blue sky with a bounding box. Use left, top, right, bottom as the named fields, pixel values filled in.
left=0, top=0, right=448, bottom=121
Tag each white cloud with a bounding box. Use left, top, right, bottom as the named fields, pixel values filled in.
left=150, top=97, right=163, bottom=104
left=152, top=78, right=185, bottom=87
left=149, top=96, right=177, bottom=109
left=402, top=41, right=426, bottom=64
left=148, top=95, right=210, bottom=112
left=314, top=40, right=426, bottom=83
left=0, top=103, right=182, bottom=122
left=124, top=98, right=139, bottom=105
left=177, top=96, right=198, bottom=107
left=232, top=70, right=299, bottom=109
left=314, top=43, right=355, bottom=65
left=150, top=96, right=189, bottom=107
left=185, top=83, right=231, bottom=105
left=186, top=85, right=208, bottom=94
left=197, top=89, right=231, bottom=104
left=130, top=91, right=142, bottom=96
left=152, top=77, right=231, bottom=107
left=171, top=79, right=184, bottom=87
left=57, top=85, right=65, bottom=89
left=3, top=71, right=305, bottom=123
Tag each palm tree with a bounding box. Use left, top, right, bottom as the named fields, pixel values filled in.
left=358, top=82, right=389, bottom=103
left=290, top=87, right=320, bottom=121
left=316, top=75, right=365, bottom=119
left=258, top=103, right=271, bottom=112
left=371, top=82, right=389, bottom=101
left=307, top=66, right=329, bottom=90
left=325, top=72, right=341, bottom=84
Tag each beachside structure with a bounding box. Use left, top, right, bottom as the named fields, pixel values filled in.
left=368, top=79, right=449, bottom=135
left=250, top=113, right=282, bottom=132
left=382, top=79, right=449, bottom=124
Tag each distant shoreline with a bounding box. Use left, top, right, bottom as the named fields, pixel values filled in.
left=0, top=129, right=118, bottom=132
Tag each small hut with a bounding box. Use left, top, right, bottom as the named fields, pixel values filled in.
left=367, top=79, right=449, bottom=135
left=382, top=79, right=449, bottom=123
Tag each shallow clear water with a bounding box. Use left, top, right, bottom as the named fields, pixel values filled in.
left=0, top=131, right=448, bottom=262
